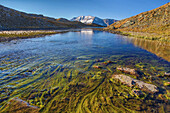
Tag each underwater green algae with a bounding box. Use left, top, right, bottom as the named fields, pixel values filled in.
left=0, top=29, right=170, bottom=112
left=0, top=54, right=169, bottom=113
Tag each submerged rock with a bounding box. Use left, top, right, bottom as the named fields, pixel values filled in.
left=164, top=72, right=170, bottom=77
left=12, top=97, right=39, bottom=109
left=100, top=61, right=113, bottom=66
left=4, top=97, right=39, bottom=112
left=95, top=59, right=101, bottom=62
left=113, top=74, right=158, bottom=93
left=93, top=66, right=102, bottom=69
left=117, top=67, right=138, bottom=76
left=164, top=82, right=170, bottom=86
left=84, top=60, right=90, bottom=63
left=107, top=60, right=113, bottom=63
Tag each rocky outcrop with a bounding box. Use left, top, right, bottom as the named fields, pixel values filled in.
left=121, top=21, right=135, bottom=28
left=113, top=74, right=158, bottom=93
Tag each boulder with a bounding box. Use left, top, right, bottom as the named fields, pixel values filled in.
left=117, top=67, right=138, bottom=76
left=113, top=74, right=158, bottom=93
left=114, top=74, right=135, bottom=87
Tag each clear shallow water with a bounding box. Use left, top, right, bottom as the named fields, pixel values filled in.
left=0, top=29, right=169, bottom=112
left=0, top=29, right=168, bottom=61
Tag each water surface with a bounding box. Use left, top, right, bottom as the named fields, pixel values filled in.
left=0, top=29, right=169, bottom=112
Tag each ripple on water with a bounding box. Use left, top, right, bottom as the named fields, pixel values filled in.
left=0, top=29, right=169, bottom=113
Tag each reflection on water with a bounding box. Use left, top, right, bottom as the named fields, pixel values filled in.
left=77, top=29, right=94, bottom=46
left=128, top=37, right=170, bottom=62
left=80, top=29, right=94, bottom=35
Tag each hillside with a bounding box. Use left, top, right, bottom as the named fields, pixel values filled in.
left=0, top=5, right=87, bottom=30
left=103, top=19, right=118, bottom=26
left=106, top=2, right=170, bottom=41
left=71, top=16, right=118, bottom=27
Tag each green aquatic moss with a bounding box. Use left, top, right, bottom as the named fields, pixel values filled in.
left=0, top=53, right=170, bottom=112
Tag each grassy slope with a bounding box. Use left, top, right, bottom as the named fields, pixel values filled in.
left=105, top=2, right=170, bottom=41
left=0, top=5, right=87, bottom=30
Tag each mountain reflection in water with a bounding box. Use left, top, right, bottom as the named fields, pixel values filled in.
left=127, top=37, right=170, bottom=62
left=0, top=29, right=169, bottom=112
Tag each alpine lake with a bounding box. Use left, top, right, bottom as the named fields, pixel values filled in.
left=0, top=29, right=169, bottom=113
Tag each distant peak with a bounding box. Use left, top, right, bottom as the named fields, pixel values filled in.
left=71, top=16, right=118, bottom=27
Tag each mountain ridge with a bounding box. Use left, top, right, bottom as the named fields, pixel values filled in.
left=71, top=16, right=118, bottom=27
left=0, top=4, right=88, bottom=30
left=106, top=3, right=170, bottom=35
left=103, top=2, right=170, bottom=41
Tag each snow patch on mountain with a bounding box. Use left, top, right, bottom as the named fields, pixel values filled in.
left=71, top=16, right=118, bottom=27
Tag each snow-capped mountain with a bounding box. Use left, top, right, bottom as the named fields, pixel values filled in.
left=71, top=16, right=118, bottom=27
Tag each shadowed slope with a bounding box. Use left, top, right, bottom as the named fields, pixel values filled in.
left=0, top=5, right=87, bottom=30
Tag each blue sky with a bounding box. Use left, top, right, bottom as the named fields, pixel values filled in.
left=0, top=0, right=169, bottom=20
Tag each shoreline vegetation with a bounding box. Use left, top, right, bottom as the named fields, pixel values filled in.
left=1, top=27, right=170, bottom=43
left=0, top=28, right=169, bottom=62
left=0, top=2, right=169, bottom=113
left=94, top=28, right=170, bottom=42
left=0, top=28, right=169, bottom=113
left=0, top=30, right=73, bottom=42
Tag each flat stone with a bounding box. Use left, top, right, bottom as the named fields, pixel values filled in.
left=113, top=74, right=158, bottom=93
left=117, top=67, right=138, bottom=75
left=93, top=66, right=102, bottom=69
